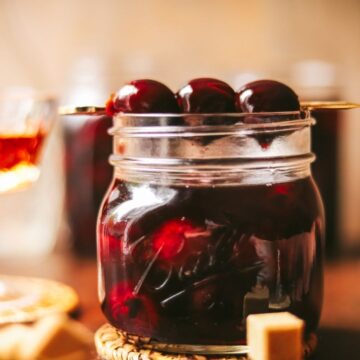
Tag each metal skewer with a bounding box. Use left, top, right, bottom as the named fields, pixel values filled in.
left=300, top=101, right=360, bottom=110
left=58, top=105, right=106, bottom=116
left=58, top=101, right=360, bottom=116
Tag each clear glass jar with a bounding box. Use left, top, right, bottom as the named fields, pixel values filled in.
left=97, top=112, right=324, bottom=355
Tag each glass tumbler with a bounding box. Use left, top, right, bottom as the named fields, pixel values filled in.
left=0, top=89, right=57, bottom=193
left=0, top=89, right=61, bottom=257
left=97, top=112, right=324, bottom=355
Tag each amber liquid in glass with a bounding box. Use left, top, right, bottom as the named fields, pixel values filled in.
left=0, top=132, right=45, bottom=192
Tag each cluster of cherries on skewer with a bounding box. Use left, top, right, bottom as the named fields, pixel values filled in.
left=106, top=78, right=300, bottom=116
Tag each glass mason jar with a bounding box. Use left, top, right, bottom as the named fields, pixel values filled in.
left=97, top=111, right=324, bottom=355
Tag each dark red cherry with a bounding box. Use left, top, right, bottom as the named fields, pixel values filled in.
left=108, top=281, right=157, bottom=325
left=236, top=80, right=300, bottom=112
left=99, top=220, right=127, bottom=259
left=191, top=283, right=218, bottom=313
left=106, top=79, right=180, bottom=116
left=105, top=95, right=117, bottom=116
left=236, top=80, right=300, bottom=149
left=109, top=282, right=138, bottom=319
left=152, top=218, right=199, bottom=260
left=176, top=78, right=236, bottom=113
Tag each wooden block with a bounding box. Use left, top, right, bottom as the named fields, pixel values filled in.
left=247, top=312, right=304, bottom=360
left=17, top=313, right=93, bottom=360
left=0, top=324, right=29, bottom=359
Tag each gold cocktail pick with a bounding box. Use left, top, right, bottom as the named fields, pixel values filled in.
left=58, top=105, right=106, bottom=116
left=58, top=101, right=360, bottom=116
left=300, top=101, right=360, bottom=110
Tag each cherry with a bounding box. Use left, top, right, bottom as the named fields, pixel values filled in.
left=271, top=183, right=296, bottom=196
left=105, top=95, right=117, bottom=116
left=192, top=283, right=217, bottom=313
left=98, top=212, right=129, bottom=259
left=176, top=78, right=236, bottom=113
left=152, top=218, right=198, bottom=260
left=236, top=79, right=300, bottom=113
left=108, top=281, right=157, bottom=325
left=236, top=80, right=300, bottom=149
left=105, top=79, right=179, bottom=116
left=109, top=282, right=138, bottom=319
left=100, top=233, right=121, bottom=260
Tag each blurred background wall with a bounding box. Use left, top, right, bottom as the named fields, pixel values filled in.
left=0, top=0, right=359, bottom=254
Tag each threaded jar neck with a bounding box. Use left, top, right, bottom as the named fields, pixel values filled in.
left=109, top=112, right=315, bottom=186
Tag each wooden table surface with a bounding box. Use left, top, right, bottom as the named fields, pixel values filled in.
left=1, top=253, right=360, bottom=359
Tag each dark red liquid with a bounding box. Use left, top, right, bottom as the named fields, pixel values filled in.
left=98, top=177, right=324, bottom=344
left=312, top=109, right=340, bottom=256
left=64, top=115, right=112, bottom=256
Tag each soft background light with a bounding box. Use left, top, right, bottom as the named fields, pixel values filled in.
left=0, top=0, right=359, bottom=251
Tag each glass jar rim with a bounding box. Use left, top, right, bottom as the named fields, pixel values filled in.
left=114, top=110, right=305, bottom=117
left=110, top=110, right=314, bottom=185
left=111, top=111, right=314, bottom=136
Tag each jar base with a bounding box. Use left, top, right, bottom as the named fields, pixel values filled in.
left=128, top=338, right=249, bottom=355
left=95, top=324, right=317, bottom=359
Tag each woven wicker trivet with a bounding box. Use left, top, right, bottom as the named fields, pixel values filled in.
left=95, top=324, right=248, bottom=360
left=95, top=324, right=317, bottom=360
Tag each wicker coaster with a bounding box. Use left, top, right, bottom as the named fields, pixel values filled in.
left=0, top=275, right=79, bottom=324
left=95, top=324, right=317, bottom=360
left=95, top=324, right=247, bottom=360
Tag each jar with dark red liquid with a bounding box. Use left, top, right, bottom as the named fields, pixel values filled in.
left=97, top=112, right=324, bottom=355
left=64, top=114, right=112, bottom=256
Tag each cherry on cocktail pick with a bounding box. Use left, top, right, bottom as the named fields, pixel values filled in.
left=236, top=79, right=300, bottom=113
left=236, top=80, right=301, bottom=149
left=105, top=79, right=179, bottom=116
left=176, top=78, right=236, bottom=113
left=176, top=78, right=237, bottom=143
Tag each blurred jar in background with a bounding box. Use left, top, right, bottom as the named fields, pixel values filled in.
left=62, top=56, right=112, bottom=256
left=63, top=114, right=112, bottom=256
left=292, top=60, right=341, bottom=256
